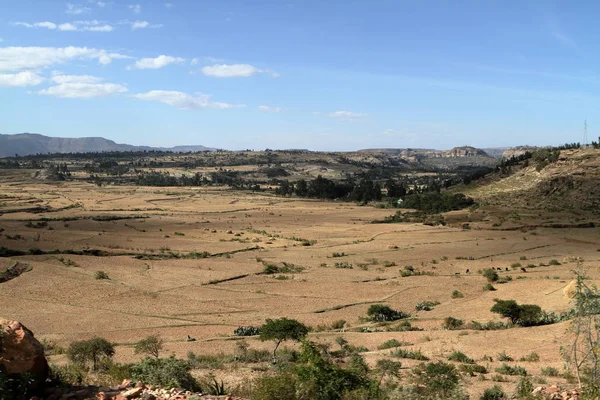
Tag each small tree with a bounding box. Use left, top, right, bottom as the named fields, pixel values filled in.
left=134, top=335, right=164, bottom=358
left=367, top=304, right=408, bottom=322
left=561, top=261, right=600, bottom=396
left=490, top=299, right=542, bottom=326
left=67, top=337, right=115, bottom=370
left=259, top=318, right=309, bottom=359
left=409, top=361, right=461, bottom=398
left=482, top=268, right=499, bottom=283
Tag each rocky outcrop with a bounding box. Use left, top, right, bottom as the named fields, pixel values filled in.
left=532, top=385, right=579, bottom=400
left=444, top=146, right=489, bottom=158
left=0, top=319, right=49, bottom=388
left=502, top=146, right=540, bottom=159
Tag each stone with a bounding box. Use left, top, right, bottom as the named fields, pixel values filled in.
left=122, top=387, right=144, bottom=399
left=0, top=319, right=49, bottom=389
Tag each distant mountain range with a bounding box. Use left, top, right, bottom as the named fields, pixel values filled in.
left=0, top=133, right=215, bottom=158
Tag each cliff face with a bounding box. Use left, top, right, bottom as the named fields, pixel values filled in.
left=502, top=146, right=540, bottom=159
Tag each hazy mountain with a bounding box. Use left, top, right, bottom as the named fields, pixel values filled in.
left=0, top=133, right=214, bottom=158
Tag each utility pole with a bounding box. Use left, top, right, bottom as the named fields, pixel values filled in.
left=584, top=119, right=588, bottom=148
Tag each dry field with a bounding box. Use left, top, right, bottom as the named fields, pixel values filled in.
left=1, top=169, right=599, bottom=396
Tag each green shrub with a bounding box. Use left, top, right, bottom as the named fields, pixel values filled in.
left=377, top=339, right=405, bottom=350
left=408, top=361, right=461, bottom=398
left=515, top=377, right=534, bottom=399
left=519, top=352, right=540, bottom=362
left=48, top=363, right=87, bottom=386
left=490, top=299, right=543, bottom=326
left=94, top=270, right=109, bottom=280
left=483, top=283, right=496, bottom=291
left=389, top=348, right=429, bottom=360
left=480, top=385, right=506, bottom=400
left=134, top=335, right=164, bottom=358
left=497, top=351, right=513, bottom=361
left=251, top=373, right=298, bottom=400
left=367, top=304, right=409, bottom=322
left=447, top=350, right=475, bottom=364
left=482, top=268, right=499, bottom=283
left=541, top=366, right=559, bottom=377
left=459, top=364, right=487, bottom=375
left=443, top=317, right=464, bottom=330
left=131, top=356, right=199, bottom=391
left=234, top=326, right=261, bottom=336
left=67, top=337, right=115, bottom=370
left=549, top=259, right=561, bottom=266
left=495, top=363, right=527, bottom=376
left=452, top=290, right=464, bottom=299
left=415, top=301, right=440, bottom=311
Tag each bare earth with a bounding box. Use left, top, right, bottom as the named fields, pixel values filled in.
left=1, top=171, right=599, bottom=396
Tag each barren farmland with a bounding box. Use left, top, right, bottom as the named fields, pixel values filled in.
left=1, top=168, right=599, bottom=396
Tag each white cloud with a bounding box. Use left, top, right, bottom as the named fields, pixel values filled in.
left=133, top=90, right=244, bottom=110
left=130, top=20, right=162, bottom=30
left=328, top=111, right=368, bottom=118
left=0, top=71, right=45, bottom=87
left=0, top=46, right=130, bottom=72
left=51, top=74, right=102, bottom=84
left=165, top=3, right=174, bottom=8
left=190, top=58, right=199, bottom=66
left=73, top=19, right=103, bottom=26
left=58, top=23, right=78, bottom=31
left=130, top=55, right=184, bottom=70
left=39, top=82, right=128, bottom=98
left=96, top=1, right=107, bottom=7
left=83, top=25, right=113, bottom=32
left=66, top=3, right=91, bottom=14
left=201, top=63, right=278, bottom=78
left=258, top=105, right=282, bottom=112
left=15, top=20, right=112, bottom=32
left=128, top=4, right=141, bottom=14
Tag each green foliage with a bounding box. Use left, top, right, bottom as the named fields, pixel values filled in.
left=447, top=350, right=475, bottom=364
left=541, top=366, right=559, bottom=377
left=41, top=338, right=65, bottom=355
left=451, top=290, right=464, bottom=299
left=134, top=335, right=164, bottom=358
left=515, top=377, right=534, bottom=399
left=495, top=363, right=528, bottom=376
left=234, top=326, right=261, bottom=336
left=366, top=304, right=409, bottom=322
left=490, top=299, right=543, bottom=326
left=408, top=361, right=461, bottom=398
left=415, top=301, right=440, bottom=311
left=480, top=385, right=507, bottom=400
left=260, top=318, right=309, bottom=357
left=443, top=316, right=464, bottom=330
left=131, top=356, right=199, bottom=391
left=0, top=369, right=39, bottom=400
left=549, top=259, right=561, bottom=266
left=67, top=337, right=115, bottom=370
left=377, top=339, right=405, bottom=350
left=519, top=352, right=540, bottom=362
left=496, top=351, right=513, bottom=362
left=94, top=270, right=110, bottom=280
left=401, top=192, right=475, bottom=213
left=251, top=373, right=298, bottom=400
left=483, top=283, right=497, bottom=291
left=459, top=364, right=487, bottom=375
left=482, top=268, right=499, bottom=282
left=389, top=348, right=429, bottom=360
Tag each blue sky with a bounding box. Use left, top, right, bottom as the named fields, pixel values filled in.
left=0, top=0, right=597, bottom=150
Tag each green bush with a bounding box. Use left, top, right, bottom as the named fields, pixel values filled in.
left=408, top=361, right=461, bottom=398
left=490, top=299, right=543, bottom=326
left=451, top=290, right=464, bottom=299
left=480, top=385, right=506, bottom=400
left=366, top=304, right=409, bottom=322
left=389, top=348, right=429, bottom=360
left=515, top=377, right=534, bottom=399
left=443, top=317, right=464, bottom=330
left=482, top=268, right=499, bottom=282
left=483, top=283, right=496, bottom=291
left=134, top=335, right=164, bottom=358
left=67, top=337, right=115, bottom=370
left=415, top=301, right=440, bottom=311
left=377, top=339, right=404, bottom=350
left=251, top=373, right=298, bottom=400
left=549, top=259, right=561, bottom=266
left=447, top=351, right=474, bottom=364
left=459, top=364, right=487, bottom=375
left=234, top=326, right=261, bottom=336
left=94, top=270, right=109, bottom=280
left=131, top=356, right=199, bottom=391
left=497, top=351, right=513, bottom=361
left=541, top=366, right=559, bottom=377
left=495, top=363, right=528, bottom=376
left=519, top=352, right=540, bottom=362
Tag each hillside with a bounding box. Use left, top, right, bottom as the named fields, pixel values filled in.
left=466, top=148, right=600, bottom=211
left=0, top=133, right=214, bottom=157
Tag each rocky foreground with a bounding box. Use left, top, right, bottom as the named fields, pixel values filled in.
left=0, top=319, right=582, bottom=400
